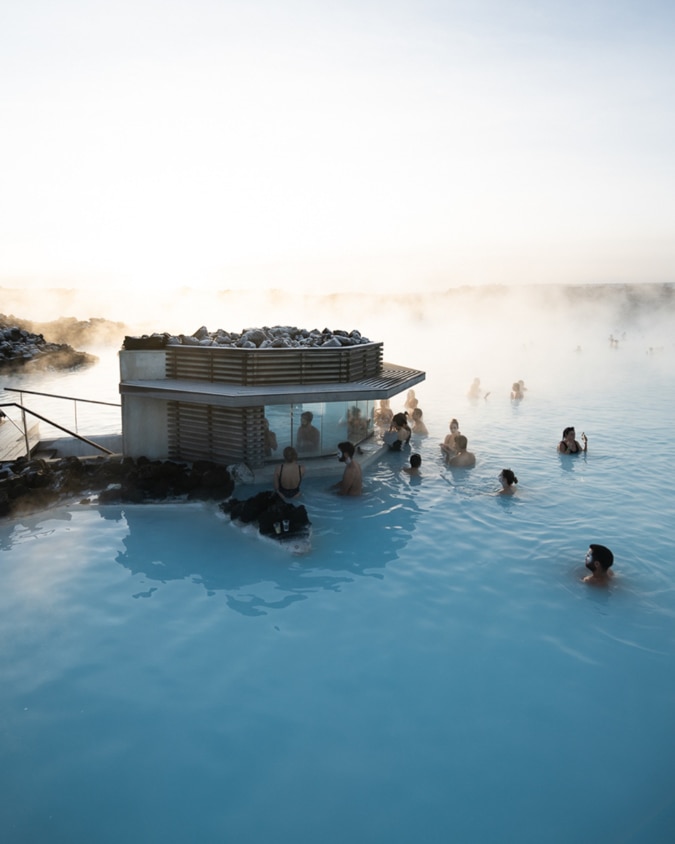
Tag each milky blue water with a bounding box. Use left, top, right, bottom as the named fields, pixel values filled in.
left=1, top=326, right=675, bottom=843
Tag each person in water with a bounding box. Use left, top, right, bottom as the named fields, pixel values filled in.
left=347, top=406, right=369, bottom=442
left=583, top=544, right=614, bottom=584
left=404, top=389, right=418, bottom=414
left=296, top=410, right=320, bottom=454
left=274, top=446, right=305, bottom=501
left=497, top=468, right=518, bottom=494
left=402, top=453, right=422, bottom=476
left=447, top=434, right=476, bottom=467
left=374, top=399, right=393, bottom=430
left=440, top=418, right=461, bottom=459
left=410, top=407, right=428, bottom=436
left=385, top=412, right=411, bottom=451
left=468, top=378, right=490, bottom=400
left=333, top=441, right=363, bottom=496
left=511, top=382, right=524, bottom=400
left=558, top=427, right=587, bottom=454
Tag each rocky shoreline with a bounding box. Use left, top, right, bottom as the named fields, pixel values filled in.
left=0, top=315, right=99, bottom=373
left=0, top=454, right=235, bottom=520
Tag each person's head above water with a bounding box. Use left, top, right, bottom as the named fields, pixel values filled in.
left=500, top=468, right=518, bottom=486
left=301, top=411, right=313, bottom=424
left=283, top=446, right=298, bottom=462
left=455, top=435, right=468, bottom=450
left=337, top=441, right=355, bottom=461
left=562, top=426, right=576, bottom=439
left=392, top=412, right=408, bottom=427
left=449, top=418, right=459, bottom=431
left=586, top=544, right=614, bottom=573
left=410, top=453, right=422, bottom=469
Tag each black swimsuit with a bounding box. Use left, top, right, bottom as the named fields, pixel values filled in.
left=278, top=464, right=301, bottom=497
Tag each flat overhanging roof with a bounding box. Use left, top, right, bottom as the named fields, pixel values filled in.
left=120, top=362, right=425, bottom=407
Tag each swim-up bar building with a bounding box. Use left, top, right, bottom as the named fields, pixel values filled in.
left=119, top=325, right=425, bottom=469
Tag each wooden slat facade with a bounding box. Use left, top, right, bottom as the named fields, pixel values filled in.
left=165, top=343, right=383, bottom=386
left=168, top=402, right=266, bottom=467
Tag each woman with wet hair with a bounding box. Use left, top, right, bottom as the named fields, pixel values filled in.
left=385, top=412, right=412, bottom=451
left=274, top=446, right=305, bottom=501
left=440, top=418, right=461, bottom=459
left=498, top=468, right=518, bottom=495
left=558, top=427, right=587, bottom=454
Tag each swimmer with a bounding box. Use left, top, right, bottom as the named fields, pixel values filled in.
left=497, top=468, right=518, bottom=495
left=273, top=446, right=305, bottom=501
left=385, top=412, right=411, bottom=451
left=296, top=410, right=320, bottom=454
left=347, top=406, right=369, bottom=443
left=468, top=378, right=490, bottom=400
left=582, top=544, right=614, bottom=584
left=410, top=407, right=428, bottom=436
left=440, top=418, right=461, bottom=459
left=332, top=441, right=363, bottom=496
left=558, top=427, right=587, bottom=454
left=511, top=382, right=524, bottom=400
left=447, top=435, right=476, bottom=468
left=374, top=399, right=393, bottom=430
left=404, top=389, right=418, bottom=414
left=402, top=453, right=422, bottom=476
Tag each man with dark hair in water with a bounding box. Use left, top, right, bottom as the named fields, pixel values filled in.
left=447, top=435, right=476, bottom=468
left=402, top=453, right=422, bottom=476
left=333, top=441, right=363, bottom=496
left=583, top=544, right=614, bottom=584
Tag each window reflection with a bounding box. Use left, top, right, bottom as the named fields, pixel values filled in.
left=264, top=400, right=374, bottom=462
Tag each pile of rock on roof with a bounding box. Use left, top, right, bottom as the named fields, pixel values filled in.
left=124, top=325, right=373, bottom=350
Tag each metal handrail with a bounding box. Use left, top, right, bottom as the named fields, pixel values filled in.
left=0, top=401, right=115, bottom=456
left=3, top=387, right=120, bottom=406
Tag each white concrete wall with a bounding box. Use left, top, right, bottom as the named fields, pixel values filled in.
left=122, top=396, right=169, bottom=459
left=119, top=350, right=167, bottom=380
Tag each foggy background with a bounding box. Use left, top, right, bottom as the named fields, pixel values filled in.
left=2, top=283, right=672, bottom=413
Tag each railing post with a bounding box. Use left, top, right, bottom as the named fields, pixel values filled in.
left=20, top=404, right=30, bottom=457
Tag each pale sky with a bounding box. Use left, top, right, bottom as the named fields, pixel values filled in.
left=2, top=0, right=674, bottom=294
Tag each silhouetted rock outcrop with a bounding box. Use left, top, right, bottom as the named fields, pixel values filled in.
left=0, top=316, right=98, bottom=373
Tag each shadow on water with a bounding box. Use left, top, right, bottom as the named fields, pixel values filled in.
left=99, top=488, right=422, bottom=616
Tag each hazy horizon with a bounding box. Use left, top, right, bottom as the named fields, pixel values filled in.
left=2, top=1, right=675, bottom=296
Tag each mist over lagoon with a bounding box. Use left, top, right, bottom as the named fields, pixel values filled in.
left=2, top=282, right=675, bottom=844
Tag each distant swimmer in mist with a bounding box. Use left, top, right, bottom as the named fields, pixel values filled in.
left=468, top=378, right=490, bottom=400
left=410, top=407, right=428, bottom=436
left=582, top=544, right=614, bottom=585
left=497, top=468, right=518, bottom=495
left=404, top=389, right=418, bottom=414
left=440, top=418, right=461, bottom=459
left=511, top=381, right=524, bottom=400
left=447, top=435, right=476, bottom=468
left=558, top=427, right=587, bottom=454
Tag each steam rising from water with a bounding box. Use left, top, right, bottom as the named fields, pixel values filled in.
left=1, top=284, right=673, bottom=402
